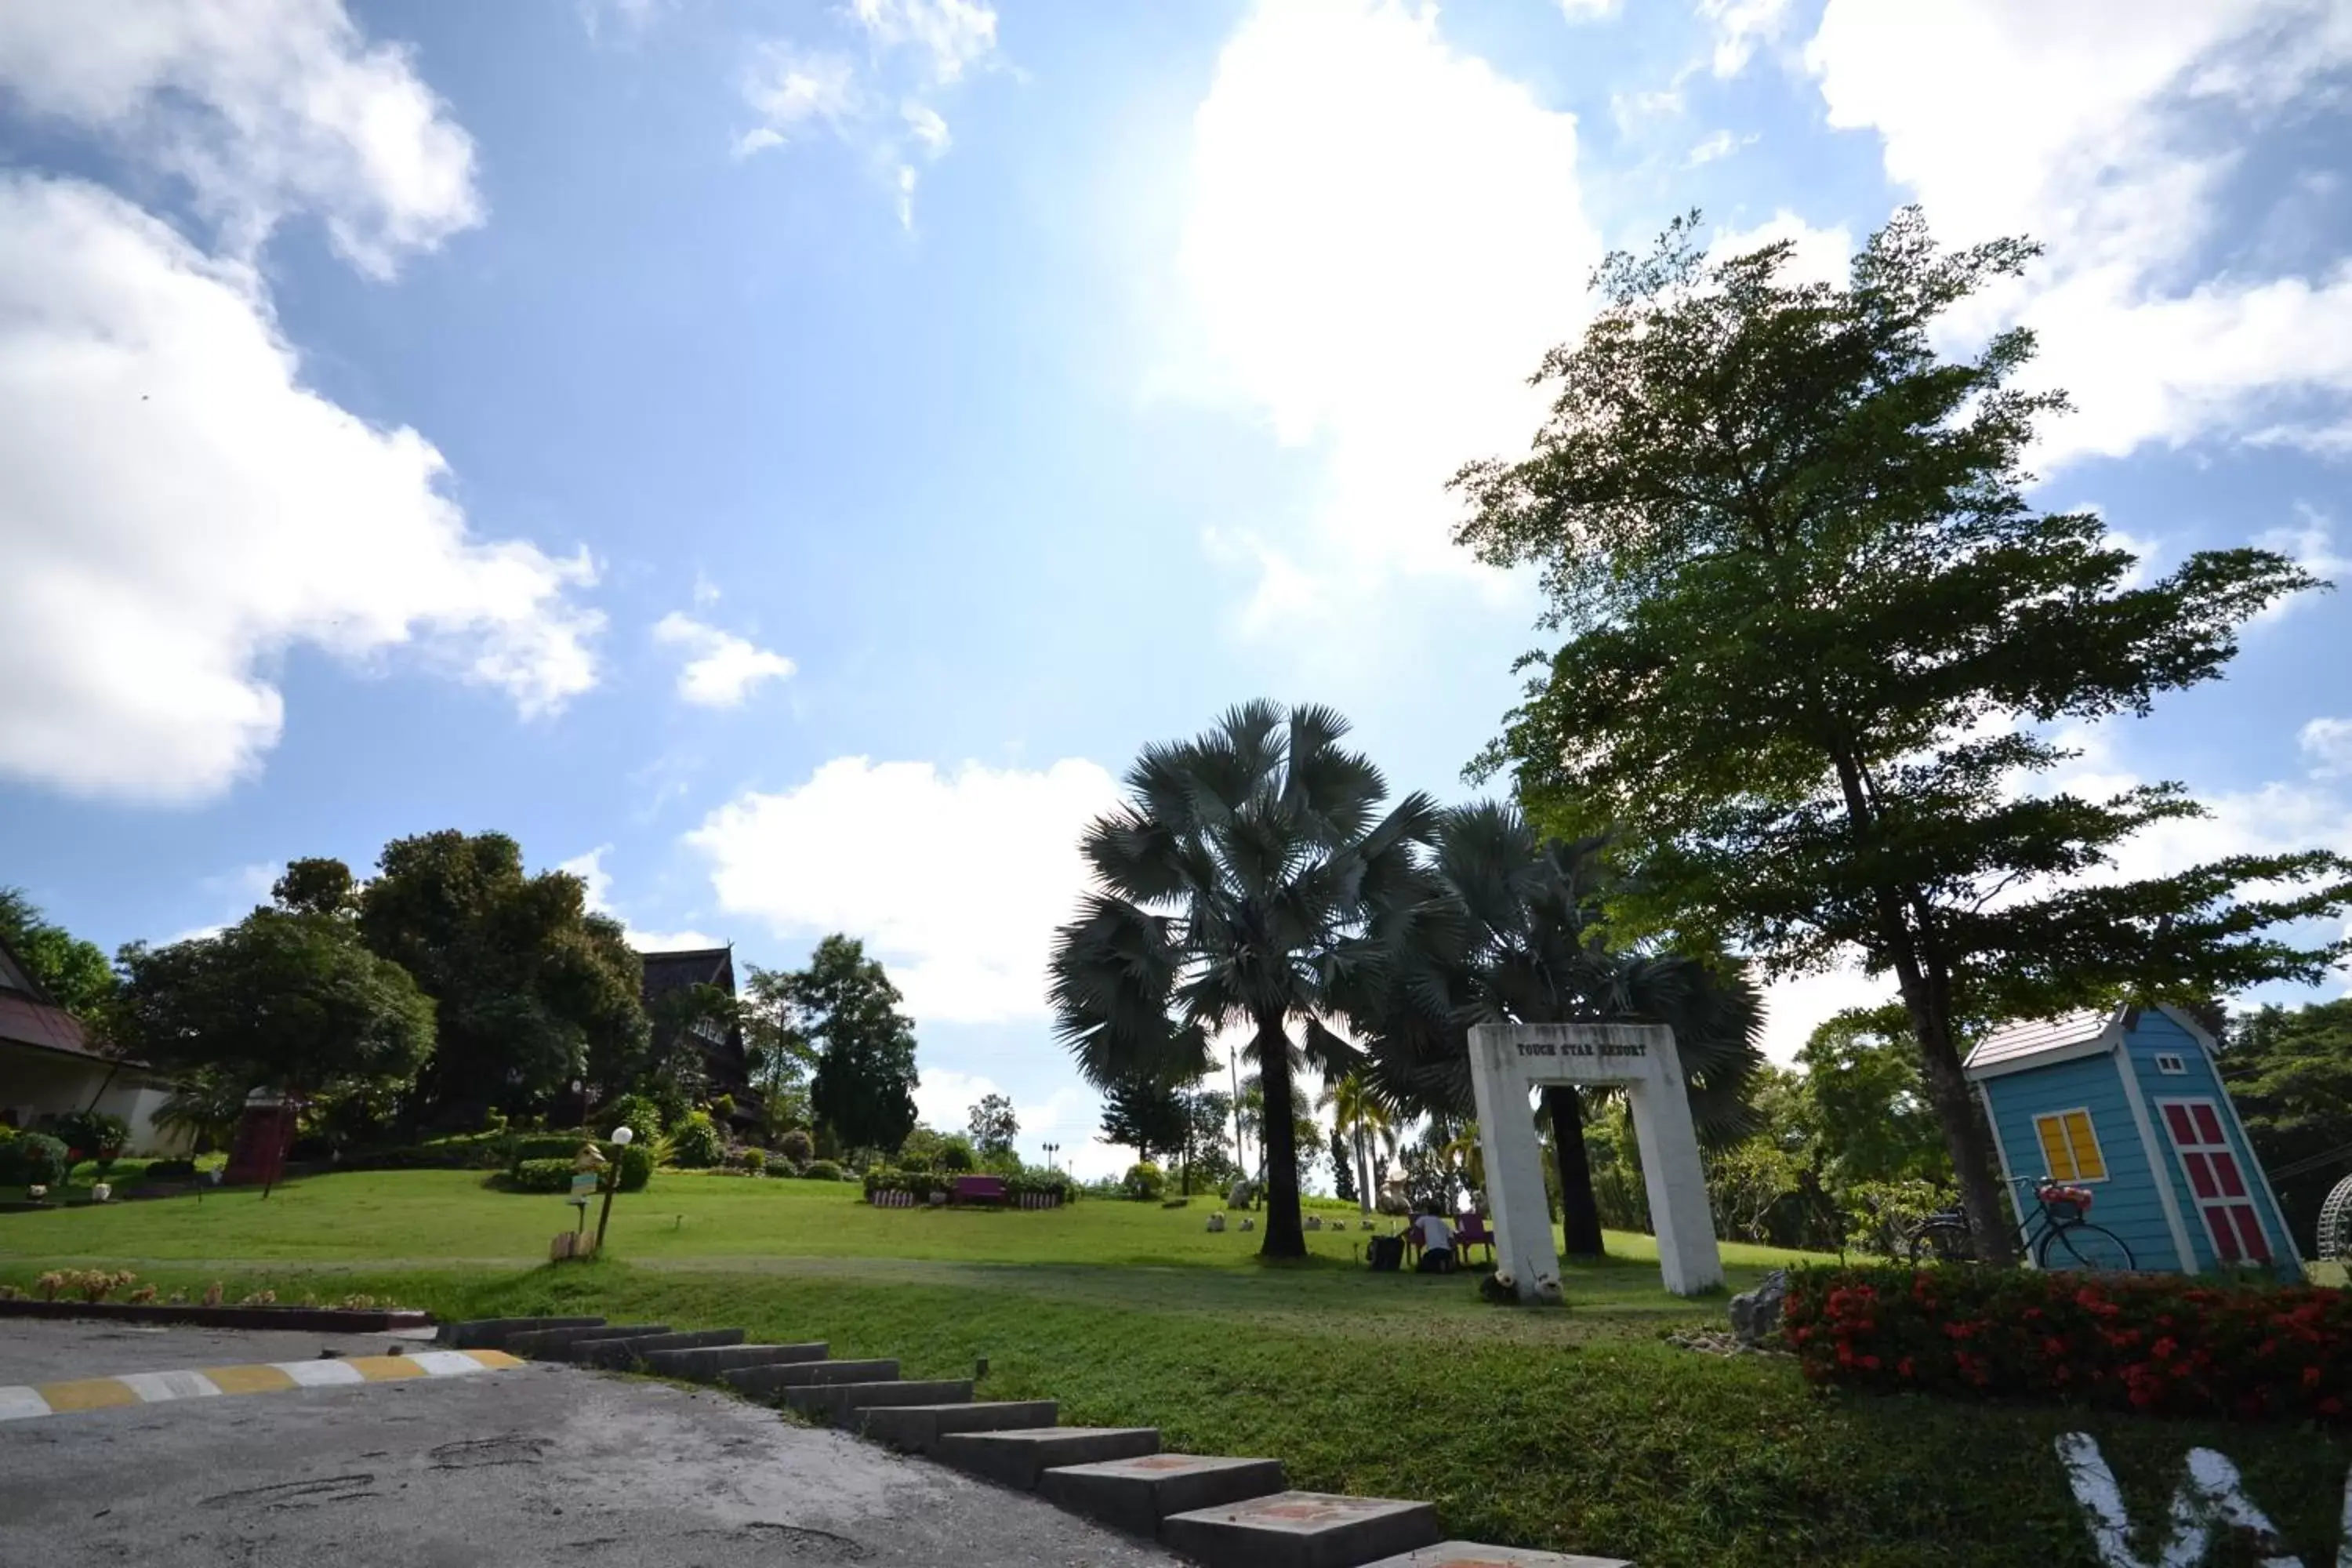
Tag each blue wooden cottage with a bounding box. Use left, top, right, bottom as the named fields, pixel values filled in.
left=1963, top=1004, right=2301, bottom=1279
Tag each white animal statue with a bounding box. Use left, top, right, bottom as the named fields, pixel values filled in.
left=1206, top=1212, right=1227, bottom=1232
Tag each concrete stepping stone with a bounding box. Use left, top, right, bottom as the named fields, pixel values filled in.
left=642, top=1342, right=828, bottom=1381
left=1039, top=1454, right=1287, bottom=1537
left=785, top=1377, right=974, bottom=1421
left=935, top=1427, right=1162, bottom=1491
left=1357, top=1546, right=1632, bottom=1568
left=1161, top=1490, right=1441, bottom=1568
left=856, top=1399, right=1058, bottom=1454
left=580, top=1328, right=746, bottom=1369
left=722, top=1358, right=898, bottom=1397
left=437, top=1316, right=604, bottom=1350
left=506, top=1323, right=671, bottom=1360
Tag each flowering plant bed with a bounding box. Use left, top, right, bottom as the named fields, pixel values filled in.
left=1783, top=1263, right=2349, bottom=1423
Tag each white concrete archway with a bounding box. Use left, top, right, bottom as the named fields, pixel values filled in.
left=1467, top=1022, right=1724, bottom=1298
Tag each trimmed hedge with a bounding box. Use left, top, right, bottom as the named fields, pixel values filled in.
left=497, top=1146, right=652, bottom=1196
left=800, top=1158, right=845, bottom=1181
left=1784, top=1264, right=2350, bottom=1424
left=0, top=1133, right=69, bottom=1188
left=140, top=1159, right=199, bottom=1183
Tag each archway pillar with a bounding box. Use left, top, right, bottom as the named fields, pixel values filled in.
left=1467, top=1022, right=1725, bottom=1299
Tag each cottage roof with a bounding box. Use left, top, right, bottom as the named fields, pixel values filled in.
left=1962, top=1006, right=2122, bottom=1080
left=0, top=931, right=105, bottom=1062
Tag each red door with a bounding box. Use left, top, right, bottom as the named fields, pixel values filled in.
left=2159, top=1101, right=2270, bottom=1265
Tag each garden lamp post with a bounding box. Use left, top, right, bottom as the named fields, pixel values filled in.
left=593, top=1124, right=634, bottom=1255
left=1044, top=1142, right=1059, bottom=1173
left=571, top=1079, right=585, bottom=1130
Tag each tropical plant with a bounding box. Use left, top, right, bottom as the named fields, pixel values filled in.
left=1362, top=802, right=1763, bottom=1255
left=1316, top=1071, right=1395, bottom=1215
left=1047, top=701, right=1439, bottom=1258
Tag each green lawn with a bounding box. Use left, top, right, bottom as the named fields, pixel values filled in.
left=5, top=1171, right=2347, bottom=1568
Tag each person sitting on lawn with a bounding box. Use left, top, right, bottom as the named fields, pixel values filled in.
left=1413, top=1210, right=1454, bottom=1273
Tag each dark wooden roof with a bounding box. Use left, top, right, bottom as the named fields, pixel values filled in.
left=638, top=945, right=736, bottom=1000
left=0, top=931, right=103, bottom=1062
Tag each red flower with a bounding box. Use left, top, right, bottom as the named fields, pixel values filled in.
left=1897, top=1357, right=1915, bottom=1378
left=2150, top=1337, right=2176, bottom=1360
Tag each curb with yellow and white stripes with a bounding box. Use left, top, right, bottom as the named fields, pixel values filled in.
left=0, top=1349, right=522, bottom=1422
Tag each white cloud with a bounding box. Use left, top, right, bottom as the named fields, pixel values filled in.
left=2253, top=506, right=2352, bottom=621
left=2301, top=717, right=2352, bottom=779
left=1684, top=129, right=1754, bottom=167
left=851, top=0, right=998, bottom=85
left=0, top=0, right=482, bottom=279
left=687, top=756, right=1124, bottom=1025
left=1701, top=0, right=1795, bottom=78
left=1760, top=965, right=1891, bottom=1064
left=556, top=846, right=720, bottom=953
left=0, top=176, right=601, bottom=804
left=735, top=0, right=998, bottom=223
left=736, top=43, right=860, bottom=149
left=651, top=613, right=796, bottom=708
left=1557, top=0, right=1621, bottom=18
left=579, top=0, right=673, bottom=45
left=1805, top=0, right=2352, bottom=467
left=1712, top=209, right=1853, bottom=288
left=1170, top=0, right=1602, bottom=629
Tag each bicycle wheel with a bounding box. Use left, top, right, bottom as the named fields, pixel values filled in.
left=2038, top=1221, right=2136, bottom=1273
left=1907, top=1220, right=1976, bottom=1265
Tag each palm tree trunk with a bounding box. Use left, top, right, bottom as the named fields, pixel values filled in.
left=1546, top=1086, right=1604, bottom=1258
left=1254, top=1022, right=1307, bottom=1258
left=1352, top=1117, right=1370, bottom=1215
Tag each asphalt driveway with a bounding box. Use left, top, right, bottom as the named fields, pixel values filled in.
left=0, top=1319, right=1181, bottom=1567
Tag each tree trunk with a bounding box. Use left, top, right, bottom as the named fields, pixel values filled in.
left=1902, top=986, right=2017, bottom=1265
left=1254, top=1022, right=1307, bottom=1258
left=1353, top=1120, right=1370, bottom=1215
left=1546, top=1086, right=1604, bottom=1258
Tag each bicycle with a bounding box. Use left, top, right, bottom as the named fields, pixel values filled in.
left=1905, top=1176, right=2137, bottom=1272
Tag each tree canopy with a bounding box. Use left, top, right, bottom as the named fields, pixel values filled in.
left=2223, top=999, right=2352, bottom=1252
left=792, top=934, right=921, bottom=1155
left=112, top=908, right=435, bottom=1107
left=354, top=832, right=649, bottom=1127
left=967, top=1091, right=1018, bottom=1156
left=1453, top=207, right=2350, bottom=1259
left=0, top=887, right=116, bottom=1018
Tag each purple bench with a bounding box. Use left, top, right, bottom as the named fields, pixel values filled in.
left=952, top=1175, right=1008, bottom=1206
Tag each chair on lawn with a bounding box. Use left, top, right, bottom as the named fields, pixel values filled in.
left=952, top=1174, right=1008, bottom=1207
left=1453, top=1211, right=1495, bottom=1266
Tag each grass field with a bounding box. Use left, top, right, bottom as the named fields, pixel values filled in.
left=5, top=1170, right=2347, bottom=1567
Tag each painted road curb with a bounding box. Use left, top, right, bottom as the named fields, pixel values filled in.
left=0, top=1349, right=521, bottom=1421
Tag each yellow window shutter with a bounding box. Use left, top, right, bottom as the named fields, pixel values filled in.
left=2035, top=1114, right=2075, bottom=1181
left=2063, top=1111, right=2105, bottom=1180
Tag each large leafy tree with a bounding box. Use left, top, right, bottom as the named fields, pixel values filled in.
left=112, top=909, right=435, bottom=1118
left=1797, top=1004, right=1951, bottom=1187
left=1367, top=803, right=1763, bottom=1255
left=1453, top=209, right=2350, bottom=1261
left=0, top=887, right=116, bottom=1018
left=2223, top=1000, right=2352, bottom=1252
left=1048, top=701, right=1439, bottom=1258
left=354, top=833, right=649, bottom=1127
left=1098, top=1073, right=1189, bottom=1171
left=739, top=962, right=819, bottom=1128
left=967, top=1091, right=1019, bottom=1156
left=792, top=935, right=921, bottom=1155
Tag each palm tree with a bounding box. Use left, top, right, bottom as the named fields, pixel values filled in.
left=1047, top=701, right=1440, bottom=1258
left=1316, top=1071, right=1394, bottom=1214
left=1364, top=801, right=1763, bottom=1256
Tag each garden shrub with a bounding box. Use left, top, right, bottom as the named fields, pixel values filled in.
left=141, top=1158, right=198, bottom=1183
left=1122, top=1161, right=1166, bottom=1202
left=503, top=1158, right=579, bottom=1194
left=935, top=1138, right=976, bottom=1173
left=736, top=1148, right=766, bottom=1176
left=800, top=1158, right=844, bottom=1181
left=1007, top=1167, right=1075, bottom=1204
left=44, top=1109, right=131, bottom=1174
left=777, top=1129, right=815, bottom=1165
left=708, top=1094, right=736, bottom=1122
left=602, top=1094, right=664, bottom=1144
left=1784, top=1263, right=2351, bottom=1424
left=667, top=1112, right=725, bottom=1169
left=0, top=1132, right=69, bottom=1189
left=898, top=1151, right=931, bottom=1174
left=502, top=1134, right=595, bottom=1171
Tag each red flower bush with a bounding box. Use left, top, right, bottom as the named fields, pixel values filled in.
left=1782, top=1265, right=2350, bottom=1425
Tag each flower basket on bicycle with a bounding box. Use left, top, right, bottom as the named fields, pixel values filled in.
left=2038, top=1183, right=2095, bottom=1224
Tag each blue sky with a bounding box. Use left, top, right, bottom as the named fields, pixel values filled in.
left=3, top=0, right=2349, bottom=1179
